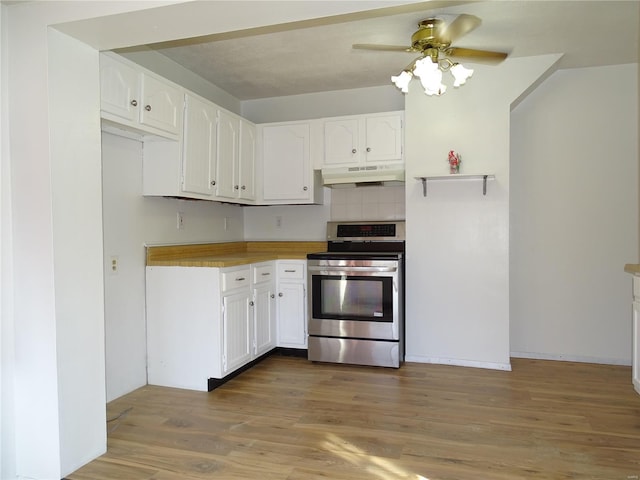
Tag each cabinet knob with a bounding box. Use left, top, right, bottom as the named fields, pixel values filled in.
left=145, top=105, right=151, bottom=112
left=234, top=185, right=239, bottom=190
left=366, top=147, right=371, bottom=152
left=241, top=185, right=246, bottom=190
left=249, top=301, right=254, bottom=307
left=210, top=180, right=216, bottom=186
left=278, top=292, right=284, bottom=297
left=352, top=148, right=357, bottom=154
left=303, top=186, right=308, bottom=191
left=270, top=294, right=275, bottom=299
left=130, top=99, right=138, bottom=107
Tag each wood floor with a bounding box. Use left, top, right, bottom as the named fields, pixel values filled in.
left=68, top=355, right=640, bottom=480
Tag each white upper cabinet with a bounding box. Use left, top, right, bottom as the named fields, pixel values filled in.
left=239, top=119, right=257, bottom=202
left=322, top=112, right=403, bottom=167
left=261, top=122, right=322, bottom=204
left=215, top=112, right=256, bottom=203
left=215, top=110, right=240, bottom=199
left=100, top=52, right=182, bottom=138
left=181, top=93, right=217, bottom=197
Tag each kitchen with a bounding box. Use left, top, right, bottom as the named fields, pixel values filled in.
left=2, top=1, right=639, bottom=479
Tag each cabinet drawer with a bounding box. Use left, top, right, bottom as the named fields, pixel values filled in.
left=253, top=263, right=275, bottom=284
left=634, top=276, right=640, bottom=299
left=278, top=262, right=305, bottom=280
left=221, top=268, right=250, bottom=292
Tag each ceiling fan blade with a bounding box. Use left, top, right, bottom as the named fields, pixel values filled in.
left=438, top=14, right=481, bottom=44
left=446, top=47, right=508, bottom=64
left=352, top=43, right=415, bottom=53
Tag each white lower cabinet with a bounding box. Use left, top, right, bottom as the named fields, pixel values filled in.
left=146, top=261, right=276, bottom=391
left=276, top=260, right=308, bottom=349
left=632, top=276, right=640, bottom=394
left=632, top=301, right=639, bottom=394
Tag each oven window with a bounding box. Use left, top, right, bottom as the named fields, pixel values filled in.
left=311, top=275, right=393, bottom=322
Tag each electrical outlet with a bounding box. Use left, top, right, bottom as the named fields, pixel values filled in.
left=275, top=216, right=283, bottom=228
left=177, top=212, right=184, bottom=230
left=109, top=256, right=119, bottom=275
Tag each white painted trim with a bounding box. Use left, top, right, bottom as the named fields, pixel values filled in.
left=405, top=355, right=512, bottom=372
left=510, top=351, right=631, bottom=367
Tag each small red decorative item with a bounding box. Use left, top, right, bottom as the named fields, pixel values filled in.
left=448, top=150, right=461, bottom=174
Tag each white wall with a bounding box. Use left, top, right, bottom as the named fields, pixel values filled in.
left=510, top=64, right=638, bottom=365
left=102, top=133, right=244, bottom=402
left=404, top=55, right=562, bottom=370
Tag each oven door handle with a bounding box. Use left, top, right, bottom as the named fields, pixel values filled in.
left=308, top=265, right=397, bottom=273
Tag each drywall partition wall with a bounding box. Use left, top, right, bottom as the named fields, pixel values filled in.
left=102, top=132, right=245, bottom=402
left=510, top=64, right=638, bottom=365
left=49, top=28, right=107, bottom=475
left=404, top=54, right=561, bottom=370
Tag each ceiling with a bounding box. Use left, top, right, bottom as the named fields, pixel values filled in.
left=143, top=1, right=639, bottom=100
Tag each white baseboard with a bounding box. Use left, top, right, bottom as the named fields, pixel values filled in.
left=510, top=351, right=631, bottom=366
left=404, top=355, right=512, bottom=371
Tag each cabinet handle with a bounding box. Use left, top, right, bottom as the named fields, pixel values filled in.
left=352, top=148, right=357, bottom=154
left=284, top=269, right=296, bottom=273
left=210, top=180, right=216, bottom=186
left=130, top=99, right=138, bottom=107
left=234, top=185, right=239, bottom=190
left=270, top=294, right=275, bottom=299
left=278, top=292, right=284, bottom=297
left=236, top=277, right=245, bottom=281
left=366, top=147, right=371, bottom=152
left=249, top=301, right=254, bottom=307
left=303, top=186, right=308, bottom=191
left=145, top=105, right=151, bottom=112
left=261, top=272, right=270, bottom=276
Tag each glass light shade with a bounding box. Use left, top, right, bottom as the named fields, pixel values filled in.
left=391, top=70, right=412, bottom=93
left=450, top=63, right=474, bottom=87
left=413, top=57, right=446, bottom=96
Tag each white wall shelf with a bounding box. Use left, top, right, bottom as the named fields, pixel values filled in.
left=415, top=174, right=495, bottom=196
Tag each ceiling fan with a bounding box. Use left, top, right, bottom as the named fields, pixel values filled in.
left=353, top=14, right=508, bottom=95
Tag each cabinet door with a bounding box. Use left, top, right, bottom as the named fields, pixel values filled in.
left=239, top=119, right=256, bottom=201
left=262, top=123, right=311, bottom=201
left=182, top=94, right=217, bottom=196
left=277, top=282, right=307, bottom=348
left=139, top=73, right=183, bottom=135
left=216, top=110, right=240, bottom=199
left=253, top=283, right=276, bottom=357
left=100, top=54, right=139, bottom=123
left=222, top=291, right=252, bottom=374
left=364, top=114, right=403, bottom=164
left=323, top=118, right=359, bottom=166
left=633, top=301, right=640, bottom=394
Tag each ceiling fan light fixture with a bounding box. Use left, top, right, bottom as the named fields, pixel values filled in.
left=450, top=63, right=474, bottom=87
left=391, top=70, right=413, bottom=93
left=412, top=56, right=447, bottom=96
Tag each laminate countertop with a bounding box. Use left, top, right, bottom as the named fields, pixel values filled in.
left=146, top=241, right=327, bottom=268
left=624, top=264, right=640, bottom=275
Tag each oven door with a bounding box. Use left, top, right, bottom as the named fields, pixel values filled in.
left=307, top=260, right=400, bottom=341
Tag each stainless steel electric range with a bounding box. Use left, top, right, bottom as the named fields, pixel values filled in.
left=307, top=221, right=405, bottom=368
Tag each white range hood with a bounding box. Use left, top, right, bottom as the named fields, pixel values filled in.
left=321, top=164, right=405, bottom=188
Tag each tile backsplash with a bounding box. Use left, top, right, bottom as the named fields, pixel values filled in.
left=330, top=185, right=405, bottom=221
